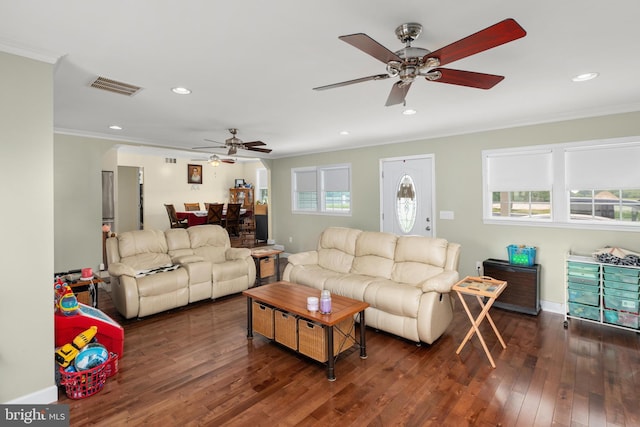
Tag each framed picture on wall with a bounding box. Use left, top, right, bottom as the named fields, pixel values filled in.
left=235, top=178, right=245, bottom=188
left=188, top=164, right=202, bottom=184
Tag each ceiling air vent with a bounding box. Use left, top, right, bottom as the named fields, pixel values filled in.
left=90, top=76, right=142, bottom=96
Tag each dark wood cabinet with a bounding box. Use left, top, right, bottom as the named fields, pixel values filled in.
left=483, top=258, right=541, bottom=315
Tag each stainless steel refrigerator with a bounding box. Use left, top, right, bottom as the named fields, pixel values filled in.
left=102, top=170, right=115, bottom=230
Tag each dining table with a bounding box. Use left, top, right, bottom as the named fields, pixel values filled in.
left=176, top=209, right=247, bottom=227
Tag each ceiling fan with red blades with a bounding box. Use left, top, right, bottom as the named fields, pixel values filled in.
left=194, top=128, right=272, bottom=156
left=313, top=18, right=526, bottom=106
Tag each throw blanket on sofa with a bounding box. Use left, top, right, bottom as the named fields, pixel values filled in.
left=135, top=264, right=180, bottom=278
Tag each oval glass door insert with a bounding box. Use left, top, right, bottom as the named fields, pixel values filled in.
left=396, top=174, right=417, bottom=233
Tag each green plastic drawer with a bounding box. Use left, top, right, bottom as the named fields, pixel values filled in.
left=604, top=272, right=640, bottom=285
left=604, top=295, right=640, bottom=314
left=603, top=287, right=640, bottom=300
left=604, top=309, right=640, bottom=329
left=568, top=302, right=600, bottom=321
left=568, top=279, right=599, bottom=290
left=567, top=261, right=600, bottom=272
left=567, top=264, right=600, bottom=280
left=568, top=289, right=600, bottom=306
left=603, top=265, right=640, bottom=278
left=604, top=279, right=640, bottom=292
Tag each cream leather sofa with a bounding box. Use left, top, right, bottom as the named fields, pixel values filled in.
left=283, top=227, right=461, bottom=344
left=106, top=225, right=256, bottom=319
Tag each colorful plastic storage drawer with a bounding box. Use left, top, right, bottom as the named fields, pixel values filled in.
left=603, top=287, right=640, bottom=300
left=604, top=279, right=640, bottom=293
left=567, top=275, right=599, bottom=286
left=568, top=281, right=599, bottom=292
left=603, top=295, right=640, bottom=314
left=568, top=289, right=600, bottom=306
left=604, top=272, right=640, bottom=285
left=603, top=265, right=640, bottom=277
left=567, top=262, right=600, bottom=280
left=604, top=309, right=640, bottom=329
left=568, top=302, right=600, bottom=321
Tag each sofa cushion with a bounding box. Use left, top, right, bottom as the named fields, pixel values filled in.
left=288, top=265, right=343, bottom=290
left=317, top=227, right=361, bottom=273
left=165, top=228, right=193, bottom=258
left=118, top=229, right=169, bottom=258
left=351, top=231, right=397, bottom=279
left=324, top=274, right=377, bottom=301
left=188, top=225, right=230, bottom=249
left=395, top=236, right=448, bottom=267
left=117, top=230, right=172, bottom=270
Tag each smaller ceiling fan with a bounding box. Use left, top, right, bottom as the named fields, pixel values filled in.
left=190, top=153, right=236, bottom=166
left=313, top=18, right=526, bottom=106
left=193, top=128, right=272, bottom=156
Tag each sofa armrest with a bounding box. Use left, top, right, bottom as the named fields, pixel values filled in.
left=226, top=247, right=251, bottom=260
left=108, top=262, right=137, bottom=278
left=287, top=251, right=318, bottom=266
left=421, top=270, right=460, bottom=293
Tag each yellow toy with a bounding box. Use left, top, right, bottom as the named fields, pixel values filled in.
left=55, top=326, right=98, bottom=367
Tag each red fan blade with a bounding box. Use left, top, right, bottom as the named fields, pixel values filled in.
left=429, top=68, right=504, bottom=89
left=246, top=146, right=272, bottom=153
left=339, top=33, right=402, bottom=64
left=385, top=81, right=412, bottom=106
left=313, top=74, right=390, bottom=91
left=424, top=18, right=526, bottom=67
left=243, top=140, right=266, bottom=147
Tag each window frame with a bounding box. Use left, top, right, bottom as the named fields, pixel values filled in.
left=291, top=163, right=352, bottom=216
left=482, top=136, right=640, bottom=232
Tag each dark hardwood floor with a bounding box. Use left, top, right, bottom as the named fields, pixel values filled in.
left=59, top=271, right=640, bottom=426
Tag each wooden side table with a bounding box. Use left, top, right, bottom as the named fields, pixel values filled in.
left=68, top=276, right=103, bottom=308
left=453, top=276, right=507, bottom=368
left=251, top=248, right=283, bottom=286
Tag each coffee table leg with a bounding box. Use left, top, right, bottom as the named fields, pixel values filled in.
left=246, top=297, right=253, bottom=339
left=326, top=325, right=336, bottom=381
left=359, top=310, right=367, bottom=359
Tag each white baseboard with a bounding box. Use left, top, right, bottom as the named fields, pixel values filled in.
left=5, top=385, right=58, bottom=404
left=540, top=299, right=564, bottom=315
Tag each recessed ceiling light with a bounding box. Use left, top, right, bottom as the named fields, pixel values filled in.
left=109, top=125, right=123, bottom=130
left=572, top=72, right=599, bottom=82
left=171, top=87, right=191, bottom=95
left=402, top=108, right=417, bottom=115
left=340, top=130, right=350, bottom=135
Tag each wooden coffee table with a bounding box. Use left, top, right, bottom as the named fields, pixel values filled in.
left=243, top=281, right=369, bottom=381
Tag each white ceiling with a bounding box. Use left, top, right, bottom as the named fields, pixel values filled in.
left=1, top=1, right=639, bottom=159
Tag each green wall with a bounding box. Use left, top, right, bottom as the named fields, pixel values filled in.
left=270, top=111, right=640, bottom=309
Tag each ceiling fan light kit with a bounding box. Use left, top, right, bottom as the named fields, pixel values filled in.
left=313, top=18, right=526, bottom=106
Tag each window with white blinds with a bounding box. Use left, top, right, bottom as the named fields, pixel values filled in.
left=483, top=136, right=640, bottom=230
left=292, top=164, right=351, bottom=214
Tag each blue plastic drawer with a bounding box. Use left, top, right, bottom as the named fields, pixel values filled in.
left=604, top=273, right=640, bottom=285
left=568, top=281, right=599, bottom=292
left=567, top=263, right=600, bottom=279
left=604, top=279, right=640, bottom=292
left=568, top=302, right=600, bottom=321
left=604, top=309, right=640, bottom=329
left=603, top=265, right=640, bottom=278
left=568, top=289, right=599, bottom=306
left=567, top=276, right=599, bottom=286
left=603, top=287, right=640, bottom=300
left=604, top=295, right=640, bottom=314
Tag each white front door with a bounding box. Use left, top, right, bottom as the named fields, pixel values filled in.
left=380, top=155, right=434, bottom=237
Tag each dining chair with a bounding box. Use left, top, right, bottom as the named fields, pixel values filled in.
left=224, top=203, right=242, bottom=236
left=207, top=203, right=224, bottom=226
left=165, top=204, right=188, bottom=228
left=184, top=202, right=200, bottom=211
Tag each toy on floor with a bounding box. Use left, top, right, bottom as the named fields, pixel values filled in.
left=55, top=326, right=97, bottom=368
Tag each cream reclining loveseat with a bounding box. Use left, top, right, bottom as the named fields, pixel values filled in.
left=283, top=227, right=461, bottom=344
left=106, top=225, right=255, bottom=319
